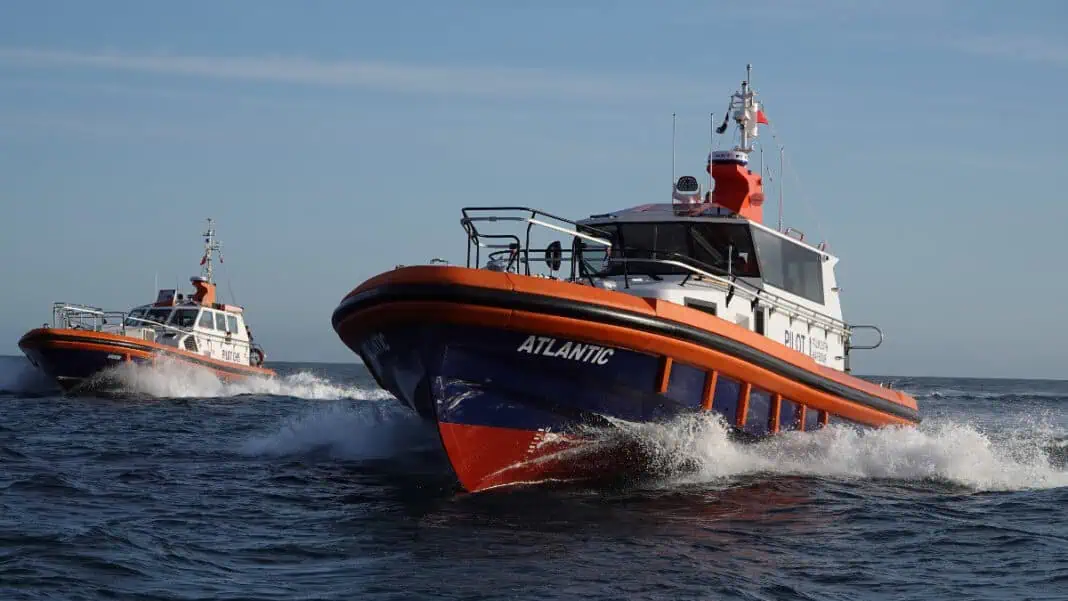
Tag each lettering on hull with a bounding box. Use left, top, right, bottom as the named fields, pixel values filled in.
left=221, top=349, right=242, bottom=363
left=785, top=330, right=829, bottom=364
left=516, top=335, right=614, bottom=365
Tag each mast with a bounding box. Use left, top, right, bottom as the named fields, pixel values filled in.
left=778, top=145, right=784, bottom=232
left=706, top=64, right=767, bottom=223
left=671, top=112, right=677, bottom=189
left=708, top=112, right=714, bottom=195
left=200, top=218, right=221, bottom=284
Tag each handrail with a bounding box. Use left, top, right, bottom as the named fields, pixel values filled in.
left=461, top=206, right=614, bottom=279
left=124, top=315, right=251, bottom=346
left=51, top=301, right=251, bottom=347
left=846, top=324, right=883, bottom=350
left=457, top=205, right=850, bottom=336
left=605, top=257, right=849, bottom=335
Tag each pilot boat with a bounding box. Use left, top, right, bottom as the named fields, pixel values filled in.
left=331, top=65, right=921, bottom=493
left=18, top=219, right=275, bottom=391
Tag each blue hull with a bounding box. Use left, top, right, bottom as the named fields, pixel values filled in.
left=352, top=323, right=807, bottom=490
left=359, top=324, right=721, bottom=430
left=20, top=345, right=150, bottom=391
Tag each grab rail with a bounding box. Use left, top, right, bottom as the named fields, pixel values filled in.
left=606, top=257, right=850, bottom=335
left=846, top=324, right=883, bottom=350
left=51, top=301, right=250, bottom=347
left=123, top=315, right=251, bottom=346
left=52, top=303, right=128, bottom=331
left=458, top=205, right=850, bottom=336
left=461, top=206, right=613, bottom=279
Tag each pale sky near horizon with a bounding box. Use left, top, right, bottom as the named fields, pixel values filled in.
left=1, top=1, right=1066, bottom=379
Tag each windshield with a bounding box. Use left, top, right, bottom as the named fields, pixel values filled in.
left=142, top=308, right=172, bottom=325
left=124, top=308, right=147, bottom=327
left=168, top=308, right=199, bottom=329
left=578, top=221, right=760, bottom=279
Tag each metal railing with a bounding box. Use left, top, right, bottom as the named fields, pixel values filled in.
left=52, top=302, right=254, bottom=347
left=607, top=257, right=850, bottom=336
left=457, top=206, right=852, bottom=337
left=123, top=315, right=252, bottom=347
left=52, top=303, right=128, bottom=333
left=460, top=206, right=614, bottom=280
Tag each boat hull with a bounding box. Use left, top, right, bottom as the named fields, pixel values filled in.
left=331, top=266, right=921, bottom=493
left=18, top=328, right=276, bottom=392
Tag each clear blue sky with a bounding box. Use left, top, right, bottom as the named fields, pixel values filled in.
left=2, top=0, right=1066, bottom=378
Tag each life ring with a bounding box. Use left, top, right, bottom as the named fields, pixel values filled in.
left=250, top=347, right=265, bottom=367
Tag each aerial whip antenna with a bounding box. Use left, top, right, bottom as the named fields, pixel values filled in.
left=671, top=112, right=677, bottom=191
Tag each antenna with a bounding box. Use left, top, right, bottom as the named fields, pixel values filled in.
left=708, top=112, right=714, bottom=197
left=671, top=112, right=677, bottom=190
left=759, top=144, right=764, bottom=180
left=778, top=145, right=785, bottom=231
left=200, top=217, right=222, bottom=284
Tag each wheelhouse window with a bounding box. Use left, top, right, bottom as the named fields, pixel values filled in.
left=169, top=308, right=199, bottom=328
left=124, top=307, right=147, bottom=327
left=144, top=308, right=172, bottom=324
left=198, top=310, right=215, bottom=329
left=226, top=314, right=239, bottom=335
left=750, top=228, right=825, bottom=304
left=578, top=221, right=760, bottom=279
left=215, top=313, right=227, bottom=332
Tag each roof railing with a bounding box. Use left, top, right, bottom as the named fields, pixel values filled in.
left=457, top=205, right=851, bottom=336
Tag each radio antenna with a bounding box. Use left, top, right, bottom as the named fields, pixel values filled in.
left=778, top=144, right=785, bottom=232
left=708, top=112, right=714, bottom=197
left=671, top=112, right=677, bottom=191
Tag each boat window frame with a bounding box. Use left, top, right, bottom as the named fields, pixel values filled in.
left=577, top=220, right=762, bottom=279
left=124, top=307, right=148, bottom=327
left=144, top=307, right=173, bottom=325
left=750, top=227, right=825, bottom=304
left=168, top=308, right=199, bottom=329
left=198, top=309, right=216, bottom=329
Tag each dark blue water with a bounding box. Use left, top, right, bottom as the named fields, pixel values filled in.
left=3, top=355, right=1068, bottom=600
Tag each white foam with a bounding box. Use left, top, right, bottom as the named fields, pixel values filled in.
left=84, top=357, right=393, bottom=400
left=611, top=412, right=1068, bottom=492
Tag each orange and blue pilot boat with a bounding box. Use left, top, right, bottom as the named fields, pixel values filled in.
left=331, top=65, right=920, bottom=493
left=19, top=219, right=275, bottom=391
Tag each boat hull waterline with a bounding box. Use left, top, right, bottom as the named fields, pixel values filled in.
left=331, top=266, right=920, bottom=493
left=18, top=328, right=275, bottom=391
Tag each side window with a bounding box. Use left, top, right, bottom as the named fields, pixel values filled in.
left=689, top=222, right=761, bottom=277
left=198, top=310, right=215, bottom=329
left=664, top=362, right=706, bottom=409
left=711, top=375, right=741, bottom=426
left=226, top=315, right=239, bottom=335
left=751, top=228, right=825, bottom=304
left=804, top=406, right=821, bottom=431
left=779, top=399, right=801, bottom=431
left=215, top=313, right=227, bottom=332
left=685, top=298, right=717, bottom=316
left=743, top=387, right=772, bottom=436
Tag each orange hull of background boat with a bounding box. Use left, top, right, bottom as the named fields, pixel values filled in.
left=18, top=327, right=275, bottom=389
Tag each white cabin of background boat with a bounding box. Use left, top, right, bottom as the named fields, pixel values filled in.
left=118, top=276, right=257, bottom=366
left=116, top=218, right=263, bottom=368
